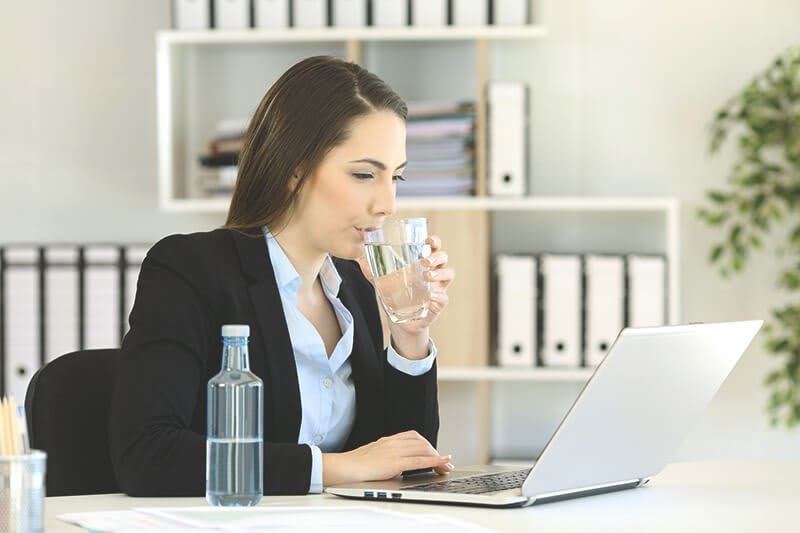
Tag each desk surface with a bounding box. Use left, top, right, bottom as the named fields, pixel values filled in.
left=46, top=461, right=798, bottom=532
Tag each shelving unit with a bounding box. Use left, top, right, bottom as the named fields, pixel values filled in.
left=438, top=366, right=594, bottom=382
left=156, top=25, right=547, bottom=210
left=154, top=16, right=681, bottom=465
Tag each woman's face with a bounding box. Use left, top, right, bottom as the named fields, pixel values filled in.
left=290, top=110, right=407, bottom=260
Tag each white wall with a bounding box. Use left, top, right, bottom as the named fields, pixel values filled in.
left=2, top=1, right=799, bottom=462
left=0, top=1, right=222, bottom=244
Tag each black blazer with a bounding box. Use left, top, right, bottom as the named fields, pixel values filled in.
left=109, top=228, right=439, bottom=496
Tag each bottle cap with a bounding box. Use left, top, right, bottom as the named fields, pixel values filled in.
left=221, top=324, right=250, bottom=338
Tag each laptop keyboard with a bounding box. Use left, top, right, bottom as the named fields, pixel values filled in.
left=408, top=469, right=529, bottom=495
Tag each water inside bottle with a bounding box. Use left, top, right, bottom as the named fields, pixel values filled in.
left=206, top=437, right=263, bottom=506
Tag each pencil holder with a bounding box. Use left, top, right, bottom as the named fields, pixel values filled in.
left=0, top=451, right=46, bottom=533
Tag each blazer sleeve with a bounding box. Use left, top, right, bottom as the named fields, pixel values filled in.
left=383, top=356, right=440, bottom=447
left=349, top=263, right=440, bottom=448
left=109, top=236, right=313, bottom=496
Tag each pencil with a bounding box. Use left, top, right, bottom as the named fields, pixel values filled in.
left=8, top=397, right=20, bottom=456
left=0, top=398, right=8, bottom=456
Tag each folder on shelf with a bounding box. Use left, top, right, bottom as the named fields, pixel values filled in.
left=371, top=0, right=408, bottom=27
left=584, top=254, right=624, bottom=368
left=626, top=254, right=667, bottom=327
left=214, top=0, right=250, bottom=29
left=411, top=0, right=446, bottom=26
left=293, top=0, right=327, bottom=28
left=332, top=0, right=366, bottom=27
left=254, top=0, right=289, bottom=29
left=540, top=254, right=582, bottom=367
left=44, top=247, right=80, bottom=364
left=495, top=254, right=537, bottom=367
left=2, top=247, right=40, bottom=402
left=493, top=0, right=528, bottom=26
left=452, top=0, right=487, bottom=26
left=488, top=81, right=528, bottom=196
left=123, top=246, right=150, bottom=337
left=172, top=0, right=211, bottom=30
left=83, top=246, right=121, bottom=350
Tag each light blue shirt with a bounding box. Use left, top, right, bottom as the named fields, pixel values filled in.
left=263, top=229, right=437, bottom=493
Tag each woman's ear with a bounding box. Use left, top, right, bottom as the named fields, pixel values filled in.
left=288, top=172, right=301, bottom=192
left=288, top=163, right=307, bottom=192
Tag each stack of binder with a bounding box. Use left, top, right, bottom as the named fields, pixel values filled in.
left=401, top=101, right=475, bottom=197
left=172, top=0, right=532, bottom=30
left=0, top=244, right=149, bottom=401
left=493, top=252, right=668, bottom=370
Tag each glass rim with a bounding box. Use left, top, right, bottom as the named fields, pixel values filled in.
left=364, top=217, right=427, bottom=235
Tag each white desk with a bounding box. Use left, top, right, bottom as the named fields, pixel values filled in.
left=45, top=461, right=798, bottom=532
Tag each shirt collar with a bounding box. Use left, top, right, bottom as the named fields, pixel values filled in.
left=263, top=227, right=342, bottom=298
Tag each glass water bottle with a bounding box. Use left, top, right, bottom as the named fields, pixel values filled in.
left=206, top=324, right=264, bottom=506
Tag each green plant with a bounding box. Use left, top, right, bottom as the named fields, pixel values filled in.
left=697, top=46, right=800, bottom=428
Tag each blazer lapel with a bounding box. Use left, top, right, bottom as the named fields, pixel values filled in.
left=230, top=229, right=301, bottom=442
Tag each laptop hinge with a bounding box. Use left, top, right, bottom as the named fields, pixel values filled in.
left=528, top=478, right=643, bottom=505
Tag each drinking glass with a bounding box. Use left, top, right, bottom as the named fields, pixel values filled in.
left=363, top=218, right=432, bottom=323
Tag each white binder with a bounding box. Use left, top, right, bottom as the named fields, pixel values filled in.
left=3, top=247, right=40, bottom=403
left=293, top=0, right=327, bottom=28
left=494, top=0, right=528, bottom=25
left=371, top=0, right=408, bottom=27
left=540, top=254, right=582, bottom=367
left=44, top=247, right=80, bottom=364
left=124, top=246, right=150, bottom=337
left=452, top=0, right=486, bottom=26
left=84, top=246, right=121, bottom=350
left=254, top=0, right=289, bottom=28
left=173, top=0, right=211, bottom=30
left=214, top=0, right=250, bottom=29
left=495, top=255, right=536, bottom=367
left=411, top=0, right=446, bottom=26
left=488, top=81, right=527, bottom=196
left=584, top=254, right=624, bottom=367
left=332, top=0, right=367, bottom=27
left=627, top=255, right=667, bottom=327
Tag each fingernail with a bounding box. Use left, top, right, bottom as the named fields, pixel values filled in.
left=446, top=463, right=455, bottom=470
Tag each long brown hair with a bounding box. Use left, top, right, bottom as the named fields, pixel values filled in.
left=224, top=56, right=408, bottom=233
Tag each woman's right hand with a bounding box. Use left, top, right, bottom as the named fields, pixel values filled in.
left=322, top=430, right=453, bottom=486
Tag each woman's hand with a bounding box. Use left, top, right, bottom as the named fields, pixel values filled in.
left=358, top=234, right=456, bottom=358
left=322, top=431, right=453, bottom=486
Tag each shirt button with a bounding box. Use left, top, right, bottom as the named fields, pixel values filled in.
left=313, top=434, right=323, bottom=444
left=323, top=377, right=333, bottom=388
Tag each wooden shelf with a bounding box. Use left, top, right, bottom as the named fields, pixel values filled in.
left=160, top=195, right=679, bottom=213
left=157, top=26, right=547, bottom=46
left=438, top=366, right=594, bottom=382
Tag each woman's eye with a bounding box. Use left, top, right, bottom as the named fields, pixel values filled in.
left=392, top=175, right=406, bottom=182
left=353, top=173, right=374, bottom=180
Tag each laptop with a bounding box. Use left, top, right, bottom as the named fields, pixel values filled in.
left=326, top=320, right=763, bottom=507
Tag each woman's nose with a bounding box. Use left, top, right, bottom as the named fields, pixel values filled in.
left=370, top=179, right=396, bottom=217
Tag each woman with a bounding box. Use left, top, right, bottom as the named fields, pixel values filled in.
left=109, top=56, right=455, bottom=496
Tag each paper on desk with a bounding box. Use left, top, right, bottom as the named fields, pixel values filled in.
left=59, top=505, right=493, bottom=532
left=57, top=510, right=195, bottom=532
